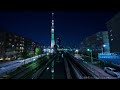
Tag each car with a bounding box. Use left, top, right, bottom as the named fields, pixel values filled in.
left=104, top=67, right=120, bottom=78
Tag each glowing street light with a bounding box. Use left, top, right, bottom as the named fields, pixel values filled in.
left=103, top=44, right=106, bottom=47
left=75, top=49, right=79, bottom=54
left=87, top=48, right=93, bottom=63
left=102, top=44, right=106, bottom=54
left=87, top=48, right=91, bottom=52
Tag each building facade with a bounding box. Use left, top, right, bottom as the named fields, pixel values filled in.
left=106, top=12, right=120, bottom=53
left=0, top=31, right=41, bottom=61
left=80, top=31, right=110, bottom=57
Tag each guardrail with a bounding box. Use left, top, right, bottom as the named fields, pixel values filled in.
left=0, top=54, right=45, bottom=77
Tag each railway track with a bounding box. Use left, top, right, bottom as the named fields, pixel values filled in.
left=65, top=53, right=94, bottom=79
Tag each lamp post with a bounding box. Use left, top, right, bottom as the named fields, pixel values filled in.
left=75, top=49, right=79, bottom=54
left=102, top=44, right=106, bottom=54
left=87, top=48, right=93, bottom=64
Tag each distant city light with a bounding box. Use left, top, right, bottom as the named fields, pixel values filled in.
left=50, top=49, right=54, bottom=53
left=47, top=53, right=49, bottom=55
left=43, top=49, right=47, bottom=52
left=47, top=67, right=49, bottom=70
left=12, top=45, right=14, bottom=47
left=33, top=58, right=36, bottom=61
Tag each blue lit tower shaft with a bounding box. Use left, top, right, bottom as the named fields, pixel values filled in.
left=51, top=12, right=55, bottom=48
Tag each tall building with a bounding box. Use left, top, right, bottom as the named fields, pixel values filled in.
left=0, top=31, right=41, bottom=61
left=51, top=12, right=55, bottom=49
left=56, top=37, right=60, bottom=48
left=80, top=31, right=110, bottom=57
left=106, top=12, right=120, bottom=53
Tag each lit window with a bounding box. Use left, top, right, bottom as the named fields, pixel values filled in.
left=22, top=47, right=24, bottom=50
left=12, top=45, right=14, bottom=47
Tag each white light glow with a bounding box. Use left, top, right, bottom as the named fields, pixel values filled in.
left=103, top=45, right=106, bottom=47
left=0, top=58, right=3, bottom=60
left=33, top=58, right=36, bottom=61
left=51, top=29, right=54, bottom=32
left=47, top=67, right=49, bottom=70
left=50, top=49, right=54, bottom=53
left=51, top=69, right=54, bottom=73
left=43, top=49, right=47, bottom=52
left=75, top=49, right=79, bottom=53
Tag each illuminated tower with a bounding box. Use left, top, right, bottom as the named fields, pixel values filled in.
left=51, top=12, right=55, bottom=49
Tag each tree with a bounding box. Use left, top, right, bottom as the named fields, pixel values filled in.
left=35, top=47, right=42, bottom=55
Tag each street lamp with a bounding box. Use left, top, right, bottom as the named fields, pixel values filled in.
left=101, top=44, right=106, bottom=54
left=87, top=48, right=93, bottom=63
left=75, top=49, right=79, bottom=54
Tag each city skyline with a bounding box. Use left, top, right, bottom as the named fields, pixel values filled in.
left=0, top=11, right=118, bottom=48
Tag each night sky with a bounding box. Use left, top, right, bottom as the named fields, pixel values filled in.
left=0, top=11, right=118, bottom=48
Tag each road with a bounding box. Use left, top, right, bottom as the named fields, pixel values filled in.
left=0, top=55, right=44, bottom=77
left=0, top=55, right=47, bottom=79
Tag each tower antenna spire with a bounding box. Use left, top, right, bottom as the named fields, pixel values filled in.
left=51, top=12, right=55, bottom=49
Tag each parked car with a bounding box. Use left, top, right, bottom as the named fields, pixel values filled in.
left=104, top=67, right=120, bottom=78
